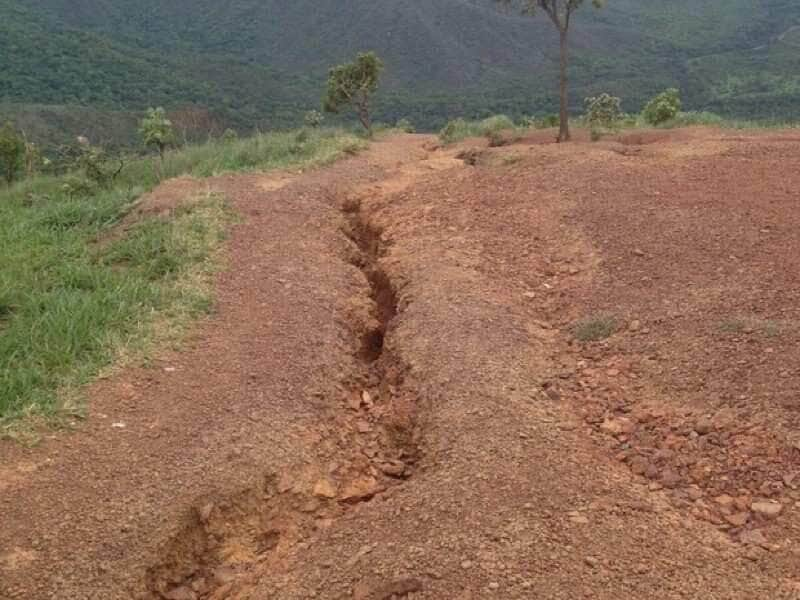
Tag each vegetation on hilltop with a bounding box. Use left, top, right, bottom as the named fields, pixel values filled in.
left=2, top=0, right=800, bottom=145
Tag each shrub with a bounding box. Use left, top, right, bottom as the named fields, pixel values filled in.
left=642, top=88, right=682, bottom=126
left=573, top=315, right=616, bottom=342
left=304, top=110, right=324, bottom=128
left=439, top=118, right=471, bottom=143
left=479, top=115, right=516, bottom=134
left=139, top=107, right=175, bottom=160
left=395, top=118, right=415, bottom=133
left=584, top=93, right=622, bottom=140
left=0, top=122, right=25, bottom=185
left=518, top=115, right=537, bottom=129
left=221, top=128, right=239, bottom=144
left=539, top=114, right=560, bottom=128
left=61, top=175, right=99, bottom=199
left=76, top=145, right=124, bottom=188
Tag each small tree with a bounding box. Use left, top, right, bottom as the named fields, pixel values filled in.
left=497, top=0, right=607, bottom=142
left=323, top=52, right=384, bottom=134
left=139, top=107, right=175, bottom=161
left=76, top=144, right=125, bottom=188
left=584, top=92, right=621, bottom=140
left=642, top=88, right=682, bottom=125
left=0, top=122, right=25, bottom=186
left=304, top=110, right=324, bottom=128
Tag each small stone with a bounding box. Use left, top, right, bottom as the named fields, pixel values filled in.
left=569, top=514, right=590, bottom=525
left=600, top=417, right=633, bottom=436
left=694, top=417, right=714, bottom=435
left=660, top=469, right=682, bottom=489
left=584, top=556, right=599, bottom=568
left=751, top=501, right=783, bottom=519
left=744, top=546, right=763, bottom=561
left=687, top=487, right=704, bottom=501
left=461, top=560, right=473, bottom=570
left=488, top=582, right=500, bottom=590
left=378, top=461, right=406, bottom=478
left=629, top=320, right=642, bottom=332
left=312, top=479, right=337, bottom=499
left=633, top=248, right=646, bottom=257
left=361, top=390, right=375, bottom=408
left=339, top=477, right=384, bottom=503
left=739, top=529, right=768, bottom=547
left=545, top=387, right=561, bottom=401
left=714, top=495, right=734, bottom=508
left=724, top=512, right=750, bottom=527
left=198, top=502, right=214, bottom=523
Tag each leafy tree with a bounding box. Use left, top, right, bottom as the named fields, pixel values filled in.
left=642, top=88, right=682, bottom=125
left=0, top=122, right=25, bottom=186
left=139, top=107, right=175, bottom=160
left=584, top=92, right=621, bottom=140
left=497, top=0, right=607, bottom=142
left=323, top=52, right=384, bottom=134
left=304, top=110, right=325, bottom=128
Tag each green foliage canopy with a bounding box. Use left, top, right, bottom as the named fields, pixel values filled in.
left=139, top=107, right=175, bottom=158
left=642, top=88, right=682, bottom=125
left=323, top=52, right=384, bottom=133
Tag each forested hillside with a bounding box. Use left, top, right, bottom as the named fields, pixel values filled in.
left=2, top=0, right=799, bottom=144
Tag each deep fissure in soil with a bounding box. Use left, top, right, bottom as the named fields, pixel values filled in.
left=343, top=197, right=398, bottom=364
left=144, top=196, right=420, bottom=600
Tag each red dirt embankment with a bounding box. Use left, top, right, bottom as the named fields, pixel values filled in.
left=2, top=130, right=800, bottom=599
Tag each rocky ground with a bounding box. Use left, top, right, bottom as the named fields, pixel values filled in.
left=2, top=130, right=800, bottom=599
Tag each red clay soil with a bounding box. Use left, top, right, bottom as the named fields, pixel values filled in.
left=2, top=130, right=800, bottom=599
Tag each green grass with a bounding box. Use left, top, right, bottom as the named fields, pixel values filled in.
left=0, top=127, right=363, bottom=427
left=719, top=317, right=785, bottom=337
left=439, top=115, right=522, bottom=145
left=572, top=315, right=617, bottom=342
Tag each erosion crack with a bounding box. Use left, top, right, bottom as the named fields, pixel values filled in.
left=343, top=197, right=398, bottom=364
left=143, top=192, right=422, bottom=600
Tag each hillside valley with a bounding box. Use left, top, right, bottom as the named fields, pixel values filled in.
left=2, top=0, right=800, bottom=144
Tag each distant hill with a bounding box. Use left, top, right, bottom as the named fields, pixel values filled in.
left=2, top=0, right=799, bottom=145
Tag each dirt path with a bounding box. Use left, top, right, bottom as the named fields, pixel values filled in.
left=2, top=131, right=800, bottom=599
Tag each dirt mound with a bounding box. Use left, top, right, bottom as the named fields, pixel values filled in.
left=3, top=131, right=800, bottom=599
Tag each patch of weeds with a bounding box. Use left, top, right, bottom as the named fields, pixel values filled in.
left=719, top=317, right=784, bottom=337
left=573, top=315, right=617, bottom=342
left=500, top=154, right=524, bottom=166
left=719, top=318, right=746, bottom=334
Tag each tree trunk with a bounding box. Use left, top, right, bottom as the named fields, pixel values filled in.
left=355, top=92, right=372, bottom=137
left=357, top=96, right=372, bottom=136
left=558, top=28, right=571, bottom=143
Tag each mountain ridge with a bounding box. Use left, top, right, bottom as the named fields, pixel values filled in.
left=2, top=0, right=799, bottom=145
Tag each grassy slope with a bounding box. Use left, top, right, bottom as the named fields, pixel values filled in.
left=0, top=128, right=363, bottom=426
